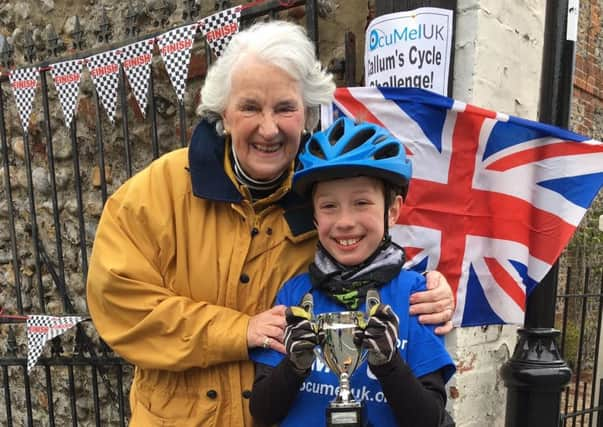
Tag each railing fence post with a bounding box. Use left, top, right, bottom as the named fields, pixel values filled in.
left=502, top=1, right=575, bottom=425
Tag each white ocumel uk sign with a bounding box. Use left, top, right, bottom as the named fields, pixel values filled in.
left=365, top=7, right=453, bottom=96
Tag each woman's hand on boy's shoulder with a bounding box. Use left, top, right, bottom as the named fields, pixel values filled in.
left=409, top=271, right=455, bottom=336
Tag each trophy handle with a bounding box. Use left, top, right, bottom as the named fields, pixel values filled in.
left=314, top=346, right=324, bottom=363
left=301, top=292, right=321, bottom=362
left=301, top=292, right=315, bottom=319
left=366, top=289, right=380, bottom=312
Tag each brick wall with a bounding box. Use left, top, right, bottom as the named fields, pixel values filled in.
left=565, top=0, right=603, bottom=272
left=572, top=0, right=602, bottom=140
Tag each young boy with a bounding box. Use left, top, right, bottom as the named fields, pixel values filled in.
left=249, top=117, right=455, bottom=426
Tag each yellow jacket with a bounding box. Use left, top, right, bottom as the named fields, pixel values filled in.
left=86, top=120, right=317, bottom=426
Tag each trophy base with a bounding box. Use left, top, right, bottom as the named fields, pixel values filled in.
left=326, top=401, right=367, bottom=427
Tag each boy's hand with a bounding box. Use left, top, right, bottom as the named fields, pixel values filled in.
left=355, top=304, right=399, bottom=366
left=409, top=271, right=455, bottom=335
left=284, top=306, right=319, bottom=372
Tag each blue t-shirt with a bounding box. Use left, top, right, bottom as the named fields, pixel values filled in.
left=250, top=271, right=455, bottom=427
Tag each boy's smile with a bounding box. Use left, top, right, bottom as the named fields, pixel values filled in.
left=312, top=176, right=402, bottom=267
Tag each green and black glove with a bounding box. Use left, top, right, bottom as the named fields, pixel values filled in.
left=284, top=306, right=319, bottom=373
left=355, top=303, right=400, bottom=366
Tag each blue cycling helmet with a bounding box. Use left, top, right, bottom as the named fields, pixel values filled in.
left=293, top=117, right=412, bottom=197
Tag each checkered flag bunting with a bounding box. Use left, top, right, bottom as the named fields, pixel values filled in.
left=9, top=67, right=39, bottom=132
left=27, top=315, right=85, bottom=373
left=156, top=23, right=198, bottom=102
left=87, top=49, right=120, bottom=124
left=198, top=6, right=241, bottom=58
left=50, top=60, right=84, bottom=128
left=119, top=39, right=154, bottom=118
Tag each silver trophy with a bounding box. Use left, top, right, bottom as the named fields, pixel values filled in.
left=301, top=290, right=380, bottom=427
left=316, top=310, right=368, bottom=427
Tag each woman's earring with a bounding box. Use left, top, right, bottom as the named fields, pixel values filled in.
left=215, top=120, right=230, bottom=137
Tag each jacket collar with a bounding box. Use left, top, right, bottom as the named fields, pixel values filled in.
left=189, top=119, right=242, bottom=202
left=188, top=119, right=315, bottom=237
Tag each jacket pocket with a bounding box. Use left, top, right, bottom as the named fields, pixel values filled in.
left=131, top=386, right=218, bottom=427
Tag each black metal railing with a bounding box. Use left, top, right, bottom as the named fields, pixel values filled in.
left=0, top=1, right=318, bottom=425
left=558, top=266, right=603, bottom=426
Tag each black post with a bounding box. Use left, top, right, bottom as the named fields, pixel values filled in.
left=501, top=1, right=574, bottom=426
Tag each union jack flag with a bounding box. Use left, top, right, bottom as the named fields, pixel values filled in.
left=330, top=87, right=603, bottom=327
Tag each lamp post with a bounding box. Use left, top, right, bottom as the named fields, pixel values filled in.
left=501, top=1, right=574, bottom=426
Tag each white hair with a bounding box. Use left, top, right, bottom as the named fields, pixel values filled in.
left=197, top=20, right=335, bottom=130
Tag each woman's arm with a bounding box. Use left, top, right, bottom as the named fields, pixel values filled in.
left=250, top=360, right=307, bottom=425
left=371, top=354, right=448, bottom=427
left=86, top=191, right=254, bottom=370
left=85, top=162, right=291, bottom=371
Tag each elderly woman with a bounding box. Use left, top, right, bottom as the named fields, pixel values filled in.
left=86, top=20, right=454, bottom=427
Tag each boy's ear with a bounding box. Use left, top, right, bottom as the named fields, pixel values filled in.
left=388, top=195, right=404, bottom=226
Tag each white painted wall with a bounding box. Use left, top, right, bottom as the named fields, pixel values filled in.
left=447, top=1, right=546, bottom=425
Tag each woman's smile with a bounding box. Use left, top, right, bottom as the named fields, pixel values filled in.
left=251, top=141, right=283, bottom=154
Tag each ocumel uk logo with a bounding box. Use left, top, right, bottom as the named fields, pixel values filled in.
left=369, top=29, right=382, bottom=51
left=369, top=24, right=446, bottom=51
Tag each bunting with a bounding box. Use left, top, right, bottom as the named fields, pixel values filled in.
left=119, top=39, right=155, bottom=117
left=50, top=59, right=84, bottom=128
left=87, top=49, right=121, bottom=124
left=198, top=6, right=242, bottom=57
left=9, top=67, right=39, bottom=132
left=26, top=315, right=85, bottom=373
left=156, top=23, right=198, bottom=102
left=1, top=1, right=314, bottom=130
